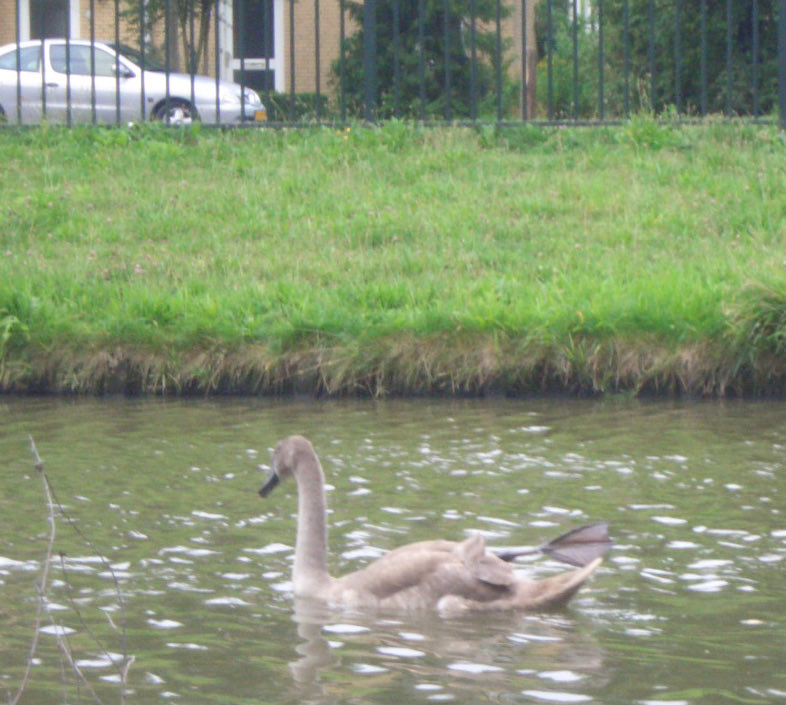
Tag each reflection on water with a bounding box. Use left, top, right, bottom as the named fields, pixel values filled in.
left=289, top=597, right=607, bottom=705
left=0, top=397, right=784, bottom=704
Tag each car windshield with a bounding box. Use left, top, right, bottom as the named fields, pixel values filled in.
left=109, top=43, right=168, bottom=72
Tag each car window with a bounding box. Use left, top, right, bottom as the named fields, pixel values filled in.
left=0, top=45, right=41, bottom=71
left=111, top=43, right=166, bottom=72
left=50, top=44, right=118, bottom=77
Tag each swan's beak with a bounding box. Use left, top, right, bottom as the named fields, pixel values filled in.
left=259, top=471, right=279, bottom=498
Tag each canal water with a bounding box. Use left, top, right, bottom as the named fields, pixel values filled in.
left=0, top=397, right=784, bottom=704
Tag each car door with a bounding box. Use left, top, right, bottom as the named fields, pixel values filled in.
left=45, top=42, right=140, bottom=124
left=0, top=44, right=47, bottom=124
left=39, top=40, right=79, bottom=122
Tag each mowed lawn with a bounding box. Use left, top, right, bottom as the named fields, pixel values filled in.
left=2, top=120, right=786, bottom=395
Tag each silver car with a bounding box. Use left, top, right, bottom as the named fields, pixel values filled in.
left=0, top=39, right=266, bottom=125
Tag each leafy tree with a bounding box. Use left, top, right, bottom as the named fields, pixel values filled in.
left=333, top=0, right=516, bottom=120
left=535, top=0, right=779, bottom=119
left=121, top=0, right=214, bottom=74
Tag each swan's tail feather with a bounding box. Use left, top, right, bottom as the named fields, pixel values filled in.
left=514, top=557, right=603, bottom=610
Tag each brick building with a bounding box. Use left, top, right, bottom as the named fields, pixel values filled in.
left=0, top=0, right=537, bottom=114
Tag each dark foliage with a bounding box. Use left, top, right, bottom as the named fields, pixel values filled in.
left=535, top=0, right=778, bottom=119
left=333, top=0, right=515, bottom=119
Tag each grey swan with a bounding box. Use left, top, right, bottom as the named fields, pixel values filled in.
left=260, top=435, right=604, bottom=613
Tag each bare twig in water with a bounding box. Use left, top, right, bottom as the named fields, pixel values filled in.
left=42, top=475, right=130, bottom=678
left=43, top=602, right=105, bottom=705
left=43, top=481, right=131, bottom=703
left=57, top=552, right=133, bottom=691
left=11, top=436, right=132, bottom=705
left=10, top=437, right=57, bottom=705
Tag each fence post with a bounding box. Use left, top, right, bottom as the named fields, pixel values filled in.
left=363, top=0, right=378, bottom=122
left=780, top=0, right=786, bottom=128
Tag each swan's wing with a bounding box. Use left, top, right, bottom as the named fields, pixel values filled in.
left=457, top=534, right=516, bottom=587
left=337, top=540, right=459, bottom=599
left=336, top=536, right=516, bottom=603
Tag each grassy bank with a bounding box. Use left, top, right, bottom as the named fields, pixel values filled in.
left=2, top=120, right=786, bottom=396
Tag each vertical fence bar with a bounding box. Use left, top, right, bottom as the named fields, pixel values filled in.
left=443, top=0, right=451, bottom=121
left=495, top=0, right=502, bottom=122
left=214, top=0, right=220, bottom=123
left=40, top=6, right=47, bottom=120
left=340, top=0, right=347, bottom=122
left=547, top=0, right=553, bottom=121
left=597, top=0, right=604, bottom=120
left=264, top=0, right=272, bottom=110
left=700, top=0, right=707, bottom=116
left=315, top=0, right=322, bottom=121
left=470, top=0, right=477, bottom=121
left=780, top=0, right=786, bottom=129
left=165, top=0, right=172, bottom=120
left=521, top=0, right=527, bottom=120
left=572, top=0, right=578, bottom=120
left=674, top=0, right=681, bottom=116
left=90, top=0, right=97, bottom=124
left=66, top=21, right=72, bottom=128
left=15, top=0, right=21, bottom=123
left=726, top=0, right=733, bottom=116
left=648, top=0, right=655, bottom=111
left=114, top=0, right=121, bottom=124
left=289, top=0, right=295, bottom=121
left=393, top=0, right=401, bottom=117
left=623, top=0, right=630, bottom=117
left=140, top=0, right=147, bottom=121
left=189, top=0, right=196, bottom=116
left=752, top=0, right=760, bottom=117
left=418, top=0, right=425, bottom=120
left=238, top=0, right=247, bottom=122
left=363, top=0, right=377, bottom=122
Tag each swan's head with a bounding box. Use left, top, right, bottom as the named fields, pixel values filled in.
left=259, top=435, right=315, bottom=497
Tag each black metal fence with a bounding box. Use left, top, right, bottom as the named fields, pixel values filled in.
left=1, top=0, right=785, bottom=126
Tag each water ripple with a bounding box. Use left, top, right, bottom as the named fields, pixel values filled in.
left=447, top=662, right=504, bottom=674
left=377, top=646, right=426, bottom=658
left=521, top=689, right=592, bottom=703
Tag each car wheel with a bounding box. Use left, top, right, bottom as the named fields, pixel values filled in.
left=153, top=99, right=198, bottom=125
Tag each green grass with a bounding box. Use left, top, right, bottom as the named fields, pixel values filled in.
left=2, top=118, right=786, bottom=396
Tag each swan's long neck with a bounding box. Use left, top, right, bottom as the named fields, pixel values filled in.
left=292, top=455, right=331, bottom=596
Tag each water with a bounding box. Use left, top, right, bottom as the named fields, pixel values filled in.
left=0, top=397, right=784, bottom=704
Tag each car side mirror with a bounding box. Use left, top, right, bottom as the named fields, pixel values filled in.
left=114, top=64, right=135, bottom=79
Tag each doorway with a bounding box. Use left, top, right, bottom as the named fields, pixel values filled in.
left=232, top=0, right=284, bottom=93
left=29, top=0, right=69, bottom=38
left=19, top=0, right=79, bottom=41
